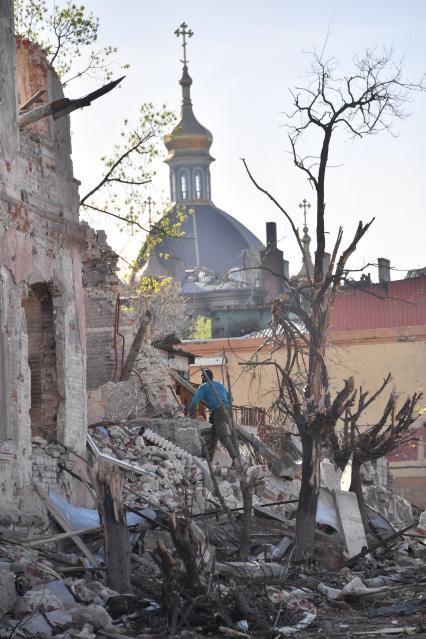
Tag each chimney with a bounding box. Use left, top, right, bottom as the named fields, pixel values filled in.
left=283, top=259, right=289, bottom=281
left=266, top=222, right=277, bottom=248
left=261, top=222, right=284, bottom=301
left=378, top=258, right=391, bottom=284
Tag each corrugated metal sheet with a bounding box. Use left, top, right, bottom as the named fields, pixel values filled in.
left=330, top=276, right=426, bottom=331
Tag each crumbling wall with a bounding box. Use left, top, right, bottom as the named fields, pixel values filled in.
left=0, top=16, right=87, bottom=517
left=82, top=225, right=119, bottom=390
left=87, top=343, right=178, bottom=424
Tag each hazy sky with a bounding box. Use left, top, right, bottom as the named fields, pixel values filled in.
left=69, top=0, right=426, bottom=279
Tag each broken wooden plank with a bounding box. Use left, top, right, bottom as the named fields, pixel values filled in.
left=22, top=525, right=103, bottom=547
left=34, top=485, right=99, bottom=567
left=19, top=89, right=46, bottom=112
left=18, top=76, right=124, bottom=128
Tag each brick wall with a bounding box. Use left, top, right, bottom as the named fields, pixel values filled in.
left=0, top=33, right=87, bottom=517
left=82, top=225, right=120, bottom=390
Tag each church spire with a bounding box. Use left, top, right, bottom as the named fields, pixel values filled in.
left=175, top=22, right=193, bottom=108
left=164, top=22, right=214, bottom=204
left=297, top=199, right=314, bottom=280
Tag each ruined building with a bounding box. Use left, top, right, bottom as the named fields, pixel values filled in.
left=0, top=3, right=90, bottom=518
left=0, top=4, right=135, bottom=524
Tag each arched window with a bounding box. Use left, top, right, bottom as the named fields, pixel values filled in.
left=171, top=171, right=176, bottom=200
left=180, top=173, right=188, bottom=199
left=195, top=171, right=202, bottom=199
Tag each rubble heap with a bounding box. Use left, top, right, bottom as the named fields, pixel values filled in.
left=1, top=410, right=426, bottom=638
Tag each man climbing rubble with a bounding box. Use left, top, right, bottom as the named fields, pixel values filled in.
left=188, top=369, right=238, bottom=462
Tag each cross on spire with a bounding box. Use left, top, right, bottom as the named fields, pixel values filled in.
left=299, top=198, right=311, bottom=229
left=174, top=22, right=194, bottom=65
left=144, top=196, right=155, bottom=229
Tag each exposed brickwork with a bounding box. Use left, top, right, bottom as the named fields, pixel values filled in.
left=0, top=27, right=87, bottom=518
left=82, top=225, right=120, bottom=390
left=22, top=285, right=60, bottom=440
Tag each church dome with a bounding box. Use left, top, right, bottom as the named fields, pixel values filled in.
left=142, top=203, right=263, bottom=277
left=140, top=24, right=263, bottom=279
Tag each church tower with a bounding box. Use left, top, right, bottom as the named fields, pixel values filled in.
left=164, top=23, right=214, bottom=204
left=138, top=22, right=263, bottom=279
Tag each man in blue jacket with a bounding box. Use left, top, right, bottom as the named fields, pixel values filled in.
left=189, top=369, right=238, bottom=461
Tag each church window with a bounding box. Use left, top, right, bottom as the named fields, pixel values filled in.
left=181, top=173, right=188, bottom=199
left=171, top=171, right=176, bottom=200
left=195, top=171, right=202, bottom=199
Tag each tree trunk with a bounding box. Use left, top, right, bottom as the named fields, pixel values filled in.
left=94, top=461, right=132, bottom=593
left=120, top=310, right=151, bottom=380
left=239, top=476, right=253, bottom=560
left=295, top=430, right=321, bottom=560
left=350, top=457, right=369, bottom=532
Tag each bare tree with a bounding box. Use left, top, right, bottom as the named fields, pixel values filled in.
left=243, top=47, right=425, bottom=559
left=132, top=280, right=193, bottom=343
left=330, top=375, right=422, bottom=528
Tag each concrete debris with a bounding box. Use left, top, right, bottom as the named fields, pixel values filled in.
left=318, top=575, right=389, bottom=602
left=0, top=570, right=16, bottom=617
left=333, top=489, right=368, bottom=557
left=87, top=379, right=145, bottom=425
left=270, top=454, right=296, bottom=480
left=70, top=604, right=113, bottom=629
left=364, top=484, right=414, bottom=529
left=0, top=406, right=424, bottom=638
left=276, top=611, right=317, bottom=636
left=320, top=457, right=341, bottom=490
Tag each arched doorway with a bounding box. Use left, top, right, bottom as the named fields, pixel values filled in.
left=22, top=284, right=59, bottom=440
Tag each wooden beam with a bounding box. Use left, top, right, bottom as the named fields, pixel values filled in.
left=93, top=459, right=132, bottom=593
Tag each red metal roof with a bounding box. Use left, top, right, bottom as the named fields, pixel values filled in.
left=330, top=276, right=426, bottom=331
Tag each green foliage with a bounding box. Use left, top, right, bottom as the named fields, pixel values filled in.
left=80, top=104, right=188, bottom=261
left=132, top=203, right=190, bottom=275
left=14, top=0, right=128, bottom=85
left=136, top=276, right=172, bottom=294
left=126, top=280, right=193, bottom=342
left=191, top=316, right=212, bottom=339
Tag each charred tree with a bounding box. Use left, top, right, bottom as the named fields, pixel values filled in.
left=332, top=378, right=422, bottom=529
left=93, top=459, right=132, bottom=592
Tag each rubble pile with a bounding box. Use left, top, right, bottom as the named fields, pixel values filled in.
left=1, top=419, right=425, bottom=637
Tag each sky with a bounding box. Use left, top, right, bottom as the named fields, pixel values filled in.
left=68, top=0, right=426, bottom=280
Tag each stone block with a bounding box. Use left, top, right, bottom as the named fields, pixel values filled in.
left=212, top=444, right=232, bottom=467
left=175, top=426, right=202, bottom=456
left=71, top=604, right=113, bottom=630
left=87, top=379, right=145, bottom=424
left=270, top=454, right=295, bottom=480
left=332, top=489, right=367, bottom=558
left=320, top=458, right=340, bottom=490
left=0, top=569, right=16, bottom=616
